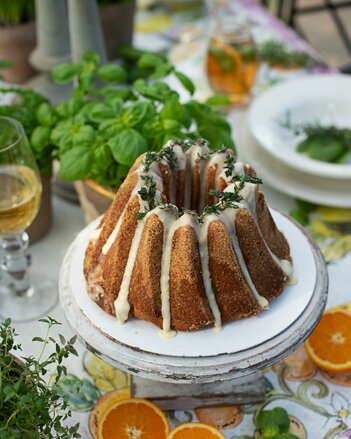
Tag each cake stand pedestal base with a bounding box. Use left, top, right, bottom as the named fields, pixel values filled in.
left=131, top=371, right=264, bottom=410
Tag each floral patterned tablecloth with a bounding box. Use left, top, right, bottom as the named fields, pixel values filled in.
left=12, top=1, right=351, bottom=438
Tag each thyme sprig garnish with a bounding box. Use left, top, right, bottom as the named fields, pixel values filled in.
left=280, top=111, right=351, bottom=163
left=232, top=174, right=263, bottom=187
left=224, top=154, right=236, bottom=177
left=136, top=175, right=159, bottom=220
left=136, top=143, right=263, bottom=222
left=171, top=138, right=208, bottom=152
left=143, top=147, right=178, bottom=172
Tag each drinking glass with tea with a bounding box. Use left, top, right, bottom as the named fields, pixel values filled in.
left=0, top=116, right=57, bottom=321
left=206, top=18, right=258, bottom=104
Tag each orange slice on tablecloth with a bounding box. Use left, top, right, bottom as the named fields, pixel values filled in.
left=89, top=388, right=131, bottom=438
left=97, top=397, right=170, bottom=439
left=167, top=422, right=225, bottom=439
left=305, top=309, right=351, bottom=372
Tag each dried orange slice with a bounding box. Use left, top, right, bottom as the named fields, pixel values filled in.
left=305, top=309, right=351, bottom=372
left=167, top=423, right=225, bottom=439
left=97, top=397, right=170, bottom=439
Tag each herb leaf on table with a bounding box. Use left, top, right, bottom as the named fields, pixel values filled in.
left=255, top=407, right=298, bottom=438
left=280, top=111, right=351, bottom=164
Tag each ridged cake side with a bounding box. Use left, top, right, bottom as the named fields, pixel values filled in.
left=84, top=140, right=293, bottom=337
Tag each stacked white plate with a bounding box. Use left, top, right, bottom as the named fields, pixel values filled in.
left=243, top=74, right=351, bottom=207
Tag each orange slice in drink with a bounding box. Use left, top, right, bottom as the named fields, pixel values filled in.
left=97, top=397, right=170, bottom=439
left=167, top=423, right=225, bottom=439
left=305, top=309, right=351, bottom=372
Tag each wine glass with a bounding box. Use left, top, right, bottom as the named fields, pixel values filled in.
left=0, top=116, right=57, bottom=322
left=206, top=17, right=258, bottom=104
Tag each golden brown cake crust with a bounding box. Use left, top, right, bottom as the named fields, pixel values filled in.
left=235, top=208, right=287, bottom=302
left=100, top=194, right=141, bottom=314
left=170, top=225, right=214, bottom=331
left=129, top=214, right=163, bottom=328
left=207, top=220, right=261, bottom=321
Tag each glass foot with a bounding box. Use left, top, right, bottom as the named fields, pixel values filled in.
left=0, top=270, right=57, bottom=322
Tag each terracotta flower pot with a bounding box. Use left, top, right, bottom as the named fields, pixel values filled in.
left=0, top=21, right=37, bottom=84
left=27, top=175, right=52, bottom=243
left=74, top=179, right=116, bottom=224
left=100, top=1, right=136, bottom=60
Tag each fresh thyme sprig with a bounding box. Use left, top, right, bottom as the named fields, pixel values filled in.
left=0, top=317, right=80, bottom=438
left=280, top=111, right=351, bottom=163
left=136, top=175, right=159, bottom=219
left=143, top=147, right=178, bottom=172
left=224, top=154, right=236, bottom=177
left=136, top=143, right=263, bottom=222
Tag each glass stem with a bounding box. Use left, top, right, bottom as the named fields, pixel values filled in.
left=0, top=232, right=33, bottom=298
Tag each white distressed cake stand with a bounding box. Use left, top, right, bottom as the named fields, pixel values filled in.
left=59, top=210, right=328, bottom=409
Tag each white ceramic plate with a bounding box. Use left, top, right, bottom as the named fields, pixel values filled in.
left=236, top=118, right=351, bottom=208
left=248, top=74, right=351, bottom=179
left=65, top=211, right=316, bottom=358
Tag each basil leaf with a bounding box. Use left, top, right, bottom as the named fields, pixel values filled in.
left=138, top=53, right=163, bottom=69
left=149, top=63, right=174, bottom=80
left=52, top=63, right=79, bottom=84
left=206, top=94, right=231, bottom=106
left=160, top=95, right=183, bottom=121
left=175, top=71, right=195, bottom=95
left=88, top=103, right=116, bottom=123
left=73, top=125, right=96, bottom=145
left=36, top=103, right=57, bottom=127
left=142, top=120, right=164, bottom=140
left=30, top=126, right=51, bottom=153
left=60, top=146, right=93, bottom=180
left=108, top=129, right=148, bottom=166
left=256, top=408, right=290, bottom=434
left=93, top=144, right=113, bottom=169
left=100, top=87, right=132, bottom=102
left=98, top=64, right=127, bottom=83
left=122, top=102, right=155, bottom=128
left=162, top=119, right=181, bottom=133
left=99, top=119, right=124, bottom=137
left=81, top=50, right=100, bottom=67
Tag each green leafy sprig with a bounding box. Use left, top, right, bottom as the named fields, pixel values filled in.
left=0, top=317, right=80, bottom=438
left=37, top=49, right=235, bottom=188
left=255, top=407, right=298, bottom=439
left=0, top=87, right=54, bottom=175
left=281, top=111, right=351, bottom=163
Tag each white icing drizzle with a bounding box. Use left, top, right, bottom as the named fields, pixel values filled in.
left=102, top=170, right=162, bottom=255
left=201, top=214, right=222, bottom=330
left=156, top=208, right=180, bottom=339
left=226, top=182, right=294, bottom=282
left=220, top=206, right=269, bottom=309
left=113, top=204, right=148, bottom=323
left=89, top=227, right=102, bottom=241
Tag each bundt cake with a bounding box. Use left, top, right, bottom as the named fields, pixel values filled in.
left=84, top=139, right=293, bottom=338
